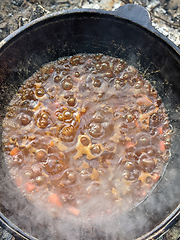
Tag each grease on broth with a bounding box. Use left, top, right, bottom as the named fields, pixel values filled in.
left=3, top=54, right=171, bottom=219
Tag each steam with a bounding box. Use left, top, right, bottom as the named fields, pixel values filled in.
left=0, top=25, right=180, bottom=240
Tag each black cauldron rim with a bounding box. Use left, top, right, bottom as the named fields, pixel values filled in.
left=0, top=4, right=180, bottom=240
left=0, top=4, right=180, bottom=55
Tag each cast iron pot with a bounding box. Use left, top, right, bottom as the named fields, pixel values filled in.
left=0, top=4, right=180, bottom=240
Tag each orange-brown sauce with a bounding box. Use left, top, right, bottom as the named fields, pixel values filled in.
left=2, top=54, right=171, bottom=219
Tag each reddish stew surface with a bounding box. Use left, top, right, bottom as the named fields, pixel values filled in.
left=2, top=54, right=171, bottom=219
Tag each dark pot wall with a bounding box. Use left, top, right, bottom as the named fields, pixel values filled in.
left=0, top=6, right=180, bottom=240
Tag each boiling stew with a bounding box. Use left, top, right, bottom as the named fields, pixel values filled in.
left=2, top=54, right=171, bottom=219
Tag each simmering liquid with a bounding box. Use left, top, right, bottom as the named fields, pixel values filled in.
left=2, top=54, right=171, bottom=219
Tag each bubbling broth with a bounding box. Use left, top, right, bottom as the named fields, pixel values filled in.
left=2, top=54, right=171, bottom=219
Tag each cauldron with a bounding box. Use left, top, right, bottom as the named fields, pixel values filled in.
left=0, top=4, right=180, bottom=239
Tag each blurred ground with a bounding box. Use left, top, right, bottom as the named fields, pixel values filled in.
left=0, top=0, right=179, bottom=239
